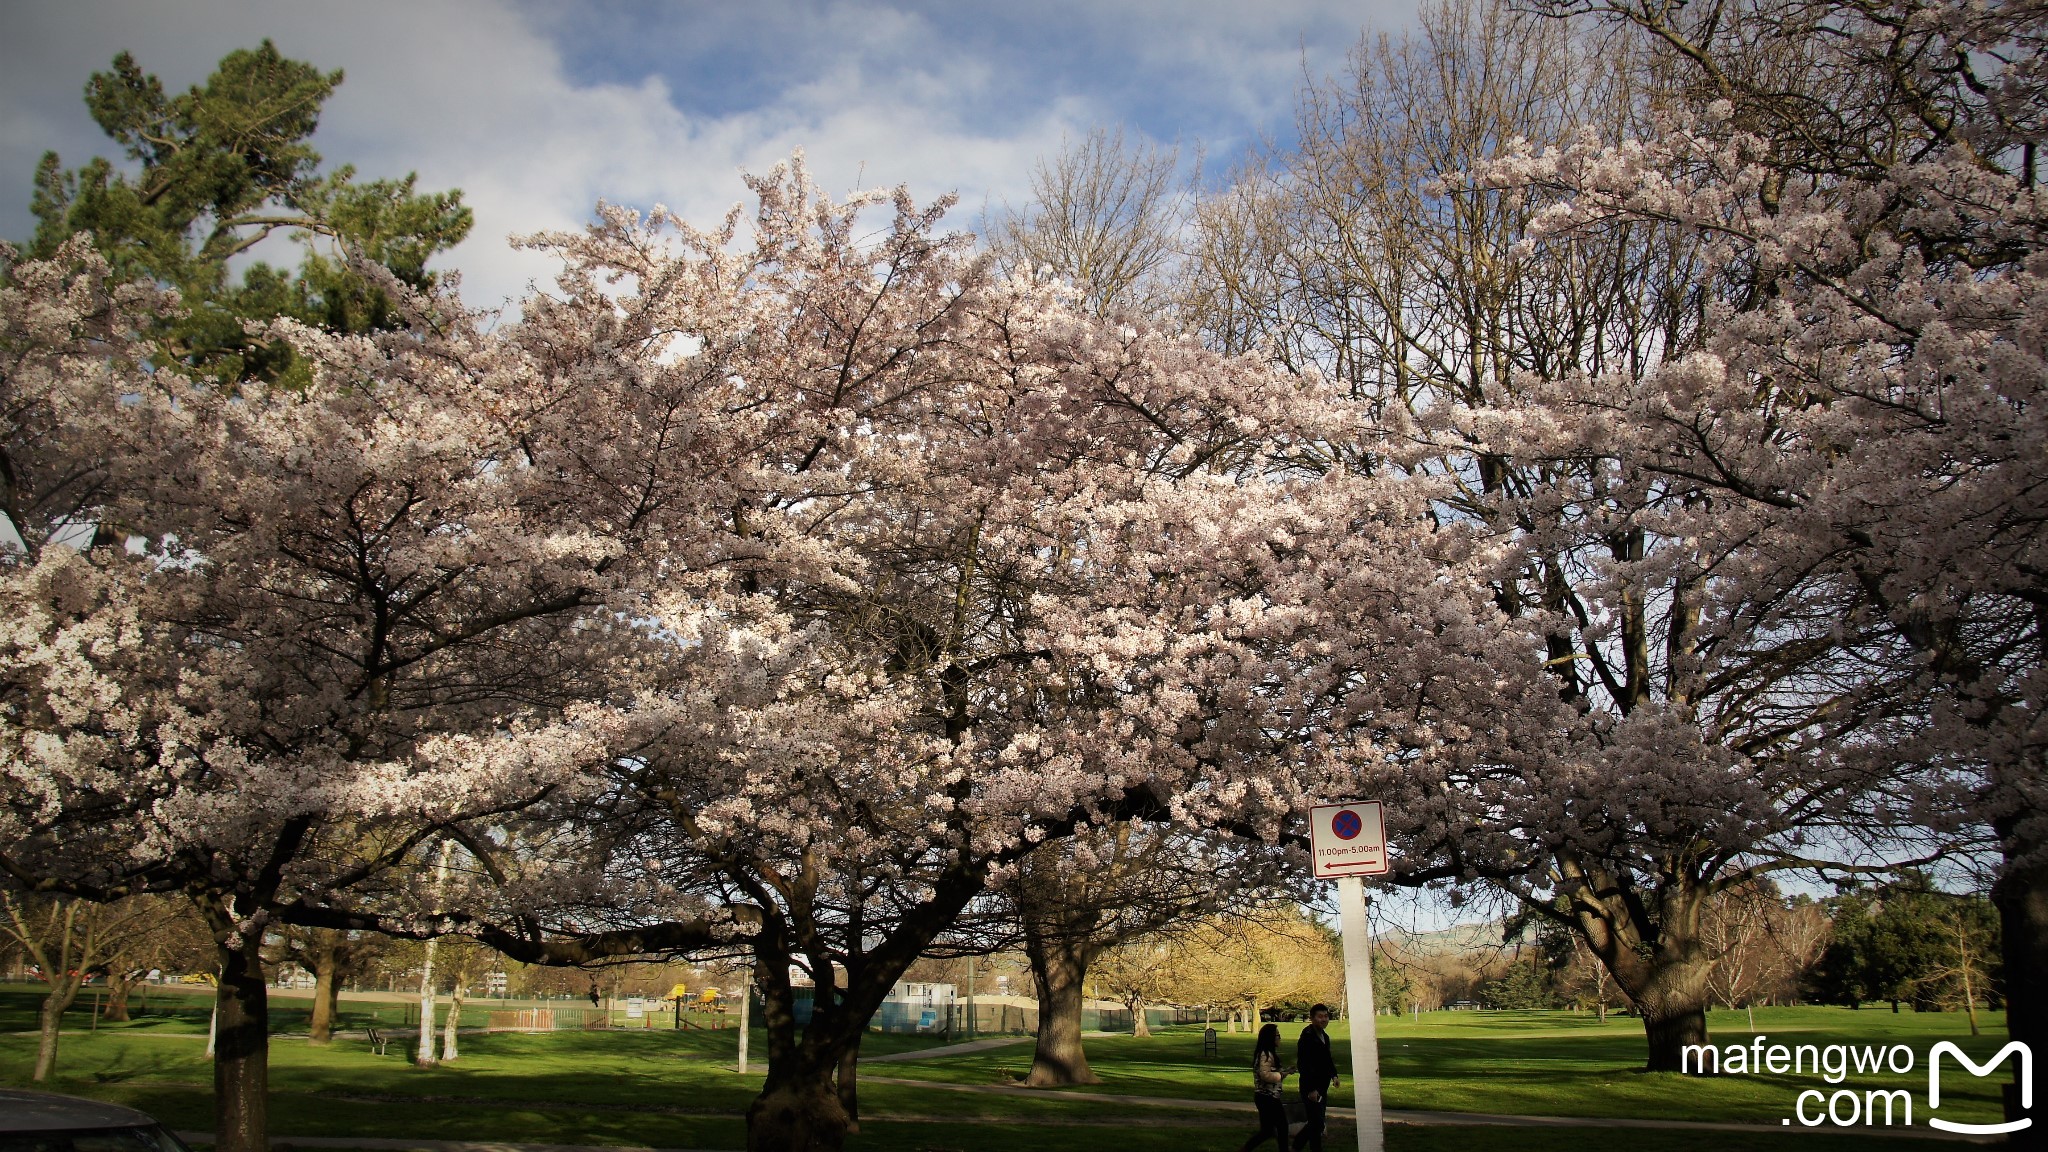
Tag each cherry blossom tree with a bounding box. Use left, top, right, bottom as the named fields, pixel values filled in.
left=1170, top=0, right=1967, bottom=1074
left=4, top=148, right=1648, bottom=1151
left=217, top=158, right=1362, bottom=1152
left=1476, top=0, right=2046, bottom=1115
left=0, top=237, right=639, bottom=1152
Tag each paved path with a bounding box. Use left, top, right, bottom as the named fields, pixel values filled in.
left=859, top=1035, right=1034, bottom=1062
left=862, top=1030, right=1130, bottom=1063
left=180, top=1131, right=733, bottom=1139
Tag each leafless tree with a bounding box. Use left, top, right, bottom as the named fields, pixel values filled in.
left=1, top=891, right=171, bottom=1080
left=992, top=126, right=1190, bottom=321
left=1701, top=883, right=1832, bottom=1008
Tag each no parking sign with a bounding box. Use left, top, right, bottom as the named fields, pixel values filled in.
left=1308, top=800, right=1388, bottom=879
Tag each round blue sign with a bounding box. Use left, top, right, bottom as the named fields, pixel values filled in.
left=1332, top=809, right=1363, bottom=840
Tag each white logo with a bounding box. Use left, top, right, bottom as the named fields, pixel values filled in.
left=1928, top=1041, right=2032, bottom=1135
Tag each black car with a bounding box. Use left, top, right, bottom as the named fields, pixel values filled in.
left=0, top=1089, right=191, bottom=1151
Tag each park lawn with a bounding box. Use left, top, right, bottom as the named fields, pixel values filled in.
left=0, top=991, right=2009, bottom=1150
left=1, top=1007, right=1153, bottom=1140
left=877, top=1006, right=2012, bottom=1128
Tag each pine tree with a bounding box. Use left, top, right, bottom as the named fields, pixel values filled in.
left=25, top=41, right=470, bottom=385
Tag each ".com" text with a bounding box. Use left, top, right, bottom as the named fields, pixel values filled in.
left=1679, top=1035, right=2032, bottom=1134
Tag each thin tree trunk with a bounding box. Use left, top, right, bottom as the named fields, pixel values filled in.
left=416, top=935, right=440, bottom=1065
left=737, top=972, right=750, bottom=1074
left=416, top=839, right=453, bottom=1065
left=1961, top=964, right=1980, bottom=1037
left=213, top=936, right=270, bottom=1152
left=33, top=976, right=83, bottom=1081
left=1022, top=931, right=1100, bottom=1086
left=443, top=981, right=464, bottom=1061
left=308, top=936, right=338, bottom=1045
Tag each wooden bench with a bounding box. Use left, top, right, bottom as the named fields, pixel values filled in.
left=365, top=1025, right=390, bottom=1055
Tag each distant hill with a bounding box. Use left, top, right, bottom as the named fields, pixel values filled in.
left=1376, top=920, right=1510, bottom=956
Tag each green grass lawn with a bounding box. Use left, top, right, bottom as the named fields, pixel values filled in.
left=880, top=1005, right=2011, bottom=1127
left=0, top=984, right=2009, bottom=1151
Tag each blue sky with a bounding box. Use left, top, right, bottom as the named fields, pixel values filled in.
left=2, top=0, right=1420, bottom=310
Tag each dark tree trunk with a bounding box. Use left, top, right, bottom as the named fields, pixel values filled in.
left=835, top=1041, right=859, bottom=1131
left=213, top=935, right=270, bottom=1152
left=323, top=971, right=345, bottom=1035
left=1023, top=929, right=1100, bottom=1086
left=1558, top=869, right=1715, bottom=1075
left=741, top=950, right=864, bottom=1152
left=747, top=1072, right=853, bottom=1152
left=103, top=971, right=137, bottom=1023
left=1643, top=1004, right=1709, bottom=1071
left=1993, top=837, right=2048, bottom=1150
left=1630, top=957, right=1713, bottom=1073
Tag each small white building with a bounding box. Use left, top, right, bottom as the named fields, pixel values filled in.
left=273, top=963, right=317, bottom=990
left=889, top=980, right=956, bottom=1009
left=882, top=981, right=956, bottom=1031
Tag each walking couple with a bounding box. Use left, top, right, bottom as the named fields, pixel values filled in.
left=1239, top=1002, right=1338, bottom=1152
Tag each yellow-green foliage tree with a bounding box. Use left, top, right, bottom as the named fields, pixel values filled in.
left=1093, top=936, right=1178, bottom=1037
left=1162, top=910, right=1343, bottom=1030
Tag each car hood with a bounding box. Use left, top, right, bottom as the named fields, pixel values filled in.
left=0, top=1088, right=159, bottom=1132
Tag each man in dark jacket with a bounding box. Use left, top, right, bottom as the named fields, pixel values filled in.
left=1293, top=1003, right=1338, bottom=1151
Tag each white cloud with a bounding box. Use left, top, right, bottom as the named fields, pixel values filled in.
left=2, top=0, right=1417, bottom=312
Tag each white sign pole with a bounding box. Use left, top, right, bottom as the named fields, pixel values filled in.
left=1337, top=874, right=1384, bottom=1152
left=736, top=971, right=751, bottom=1075
left=1309, top=801, right=1387, bottom=1152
